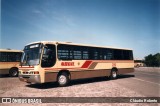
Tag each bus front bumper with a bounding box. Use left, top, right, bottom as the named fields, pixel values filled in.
left=19, top=75, right=41, bottom=83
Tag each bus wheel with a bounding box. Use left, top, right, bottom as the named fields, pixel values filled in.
left=136, top=64, right=139, bottom=68
left=57, top=73, right=69, bottom=87
left=9, top=68, right=18, bottom=77
left=110, top=69, right=117, bottom=80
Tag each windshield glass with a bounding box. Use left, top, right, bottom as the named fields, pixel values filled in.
left=21, top=43, right=42, bottom=66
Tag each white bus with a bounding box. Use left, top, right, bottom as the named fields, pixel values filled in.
left=0, top=49, right=23, bottom=77
left=19, top=41, right=134, bottom=86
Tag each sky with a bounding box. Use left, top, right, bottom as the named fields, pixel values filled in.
left=1, top=0, right=160, bottom=59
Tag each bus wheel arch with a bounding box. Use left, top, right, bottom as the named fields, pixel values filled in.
left=9, top=67, right=18, bottom=77
left=110, top=67, right=118, bottom=80
left=57, top=70, right=71, bottom=87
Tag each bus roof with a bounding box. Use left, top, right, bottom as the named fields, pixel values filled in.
left=27, top=41, right=133, bottom=50
left=0, top=49, right=23, bottom=52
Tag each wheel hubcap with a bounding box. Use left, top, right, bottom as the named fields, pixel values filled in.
left=112, top=71, right=117, bottom=78
left=59, top=75, right=66, bottom=84
left=12, top=70, right=17, bottom=76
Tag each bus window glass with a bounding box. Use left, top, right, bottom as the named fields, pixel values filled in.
left=106, top=49, right=113, bottom=60
left=123, top=50, right=133, bottom=60
left=58, top=45, right=71, bottom=60
left=73, top=46, right=82, bottom=60
left=114, top=49, right=123, bottom=60
left=83, top=51, right=89, bottom=59
left=41, top=44, right=56, bottom=67
left=0, top=52, right=7, bottom=62
left=21, top=43, right=42, bottom=66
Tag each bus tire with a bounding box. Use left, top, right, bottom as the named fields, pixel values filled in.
left=57, top=72, right=69, bottom=87
left=110, top=69, right=117, bottom=80
left=9, top=68, right=18, bottom=77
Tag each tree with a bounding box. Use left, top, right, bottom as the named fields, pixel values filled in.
left=144, top=53, right=160, bottom=67
left=154, top=53, right=160, bottom=67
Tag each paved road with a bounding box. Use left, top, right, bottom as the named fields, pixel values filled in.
left=114, top=68, right=160, bottom=97
left=0, top=67, right=159, bottom=106
left=0, top=67, right=159, bottom=97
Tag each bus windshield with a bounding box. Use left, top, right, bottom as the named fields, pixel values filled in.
left=21, top=43, right=42, bottom=66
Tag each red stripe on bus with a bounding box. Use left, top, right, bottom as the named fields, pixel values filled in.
left=81, top=60, right=92, bottom=68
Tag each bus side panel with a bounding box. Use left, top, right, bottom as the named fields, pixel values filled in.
left=44, top=72, right=58, bottom=82
left=0, top=62, right=9, bottom=74
left=70, top=69, right=111, bottom=80
left=0, top=69, right=9, bottom=74
left=118, top=68, right=134, bottom=74
left=0, top=62, right=20, bottom=75
left=7, top=62, right=20, bottom=69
